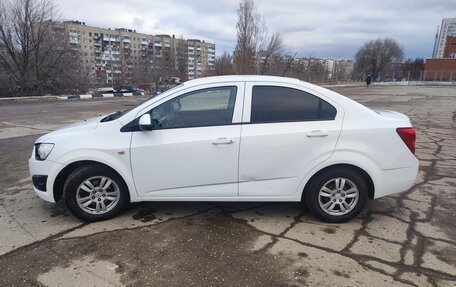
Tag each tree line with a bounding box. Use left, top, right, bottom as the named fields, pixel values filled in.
left=215, top=0, right=408, bottom=84
left=0, top=0, right=412, bottom=97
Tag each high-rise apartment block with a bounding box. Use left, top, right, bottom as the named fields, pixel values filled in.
left=51, top=20, right=215, bottom=85
left=433, top=18, right=456, bottom=58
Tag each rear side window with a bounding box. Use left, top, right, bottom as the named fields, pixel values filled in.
left=251, top=86, right=337, bottom=123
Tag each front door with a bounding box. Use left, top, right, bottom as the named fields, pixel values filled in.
left=130, top=83, right=244, bottom=198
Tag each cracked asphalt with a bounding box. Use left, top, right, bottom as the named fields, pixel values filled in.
left=0, top=85, right=455, bottom=286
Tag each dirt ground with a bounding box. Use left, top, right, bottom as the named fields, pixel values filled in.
left=0, top=84, right=455, bottom=286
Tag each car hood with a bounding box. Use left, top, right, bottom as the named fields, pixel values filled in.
left=35, top=115, right=104, bottom=143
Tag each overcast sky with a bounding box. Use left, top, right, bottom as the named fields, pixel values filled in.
left=58, top=0, right=456, bottom=59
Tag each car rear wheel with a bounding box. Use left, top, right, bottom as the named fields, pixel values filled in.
left=64, top=165, right=129, bottom=222
left=305, top=167, right=368, bottom=223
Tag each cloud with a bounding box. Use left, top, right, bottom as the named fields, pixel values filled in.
left=57, top=0, right=456, bottom=59
left=132, top=17, right=145, bottom=30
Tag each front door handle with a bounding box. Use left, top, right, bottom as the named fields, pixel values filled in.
left=212, top=137, right=235, bottom=145
left=306, top=130, right=329, bottom=138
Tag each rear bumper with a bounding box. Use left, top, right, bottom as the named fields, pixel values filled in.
left=29, top=157, right=63, bottom=203
left=374, top=161, right=419, bottom=198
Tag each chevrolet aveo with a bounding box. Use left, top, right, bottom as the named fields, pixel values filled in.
left=29, top=76, right=419, bottom=223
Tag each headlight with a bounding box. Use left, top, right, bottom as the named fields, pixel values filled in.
left=35, top=143, right=54, bottom=160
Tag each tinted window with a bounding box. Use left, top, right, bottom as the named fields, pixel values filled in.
left=251, top=86, right=336, bottom=123
left=151, top=86, right=237, bottom=129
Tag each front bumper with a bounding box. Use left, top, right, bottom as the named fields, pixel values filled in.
left=29, top=157, right=64, bottom=203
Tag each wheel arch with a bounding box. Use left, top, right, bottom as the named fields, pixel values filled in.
left=302, top=163, right=375, bottom=200
left=53, top=160, right=130, bottom=202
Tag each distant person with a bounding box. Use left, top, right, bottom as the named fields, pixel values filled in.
left=366, top=74, right=372, bottom=87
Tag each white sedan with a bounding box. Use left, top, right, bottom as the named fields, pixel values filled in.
left=29, top=76, right=418, bottom=223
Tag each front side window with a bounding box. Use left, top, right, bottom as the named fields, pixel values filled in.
left=251, top=86, right=337, bottom=123
left=150, top=86, right=237, bottom=129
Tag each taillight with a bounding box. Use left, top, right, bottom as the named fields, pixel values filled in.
left=396, top=128, right=416, bottom=154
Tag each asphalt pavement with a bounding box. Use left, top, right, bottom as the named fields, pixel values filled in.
left=0, top=85, right=455, bottom=286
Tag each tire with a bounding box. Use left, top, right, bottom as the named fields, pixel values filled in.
left=304, top=167, right=368, bottom=223
left=63, top=164, right=130, bottom=222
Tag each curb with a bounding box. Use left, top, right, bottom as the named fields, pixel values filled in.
left=0, top=91, right=145, bottom=101
left=61, top=91, right=145, bottom=100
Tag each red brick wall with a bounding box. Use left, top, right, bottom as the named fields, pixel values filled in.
left=424, top=59, right=456, bottom=80
left=443, top=36, right=456, bottom=58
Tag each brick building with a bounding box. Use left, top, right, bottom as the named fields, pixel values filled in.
left=424, top=59, right=456, bottom=81
left=433, top=18, right=456, bottom=58
left=426, top=18, right=456, bottom=81
left=443, top=36, right=456, bottom=58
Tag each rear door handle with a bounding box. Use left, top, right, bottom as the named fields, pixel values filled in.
left=306, top=130, right=329, bottom=138
left=212, top=137, right=235, bottom=145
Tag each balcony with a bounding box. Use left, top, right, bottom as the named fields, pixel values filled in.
left=103, top=35, right=120, bottom=42
left=154, top=42, right=162, bottom=47
left=123, top=38, right=131, bottom=43
left=141, top=40, right=149, bottom=45
left=69, top=37, right=79, bottom=44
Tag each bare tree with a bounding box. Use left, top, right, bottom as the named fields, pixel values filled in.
left=233, top=0, right=288, bottom=75
left=0, top=0, right=85, bottom=96
left=175, top=37, right=188, bottom=80
left=233, top=0, right=264, bottom=74
left=354, top=38, right=404, bottom=81
left=215, top=52, right=234, bottom=75
left=259, top=32, right=287, bottom=75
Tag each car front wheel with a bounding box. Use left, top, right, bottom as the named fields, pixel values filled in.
left=64, top=165, right=129, bottom=222
left=305, top=167, right=368, bottom=223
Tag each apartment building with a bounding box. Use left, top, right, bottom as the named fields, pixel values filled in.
left=51, top=20, right=215, bottom=85
left=433, top=18, right=456, bottom=59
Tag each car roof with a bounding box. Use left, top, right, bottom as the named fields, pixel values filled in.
left=182, top=75, right=302, bottom=88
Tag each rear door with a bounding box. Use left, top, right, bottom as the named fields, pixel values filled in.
left=239, top=82, right=343, bottom=197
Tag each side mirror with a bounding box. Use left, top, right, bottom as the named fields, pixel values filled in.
left=138, top=114, right=153, bottom=131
